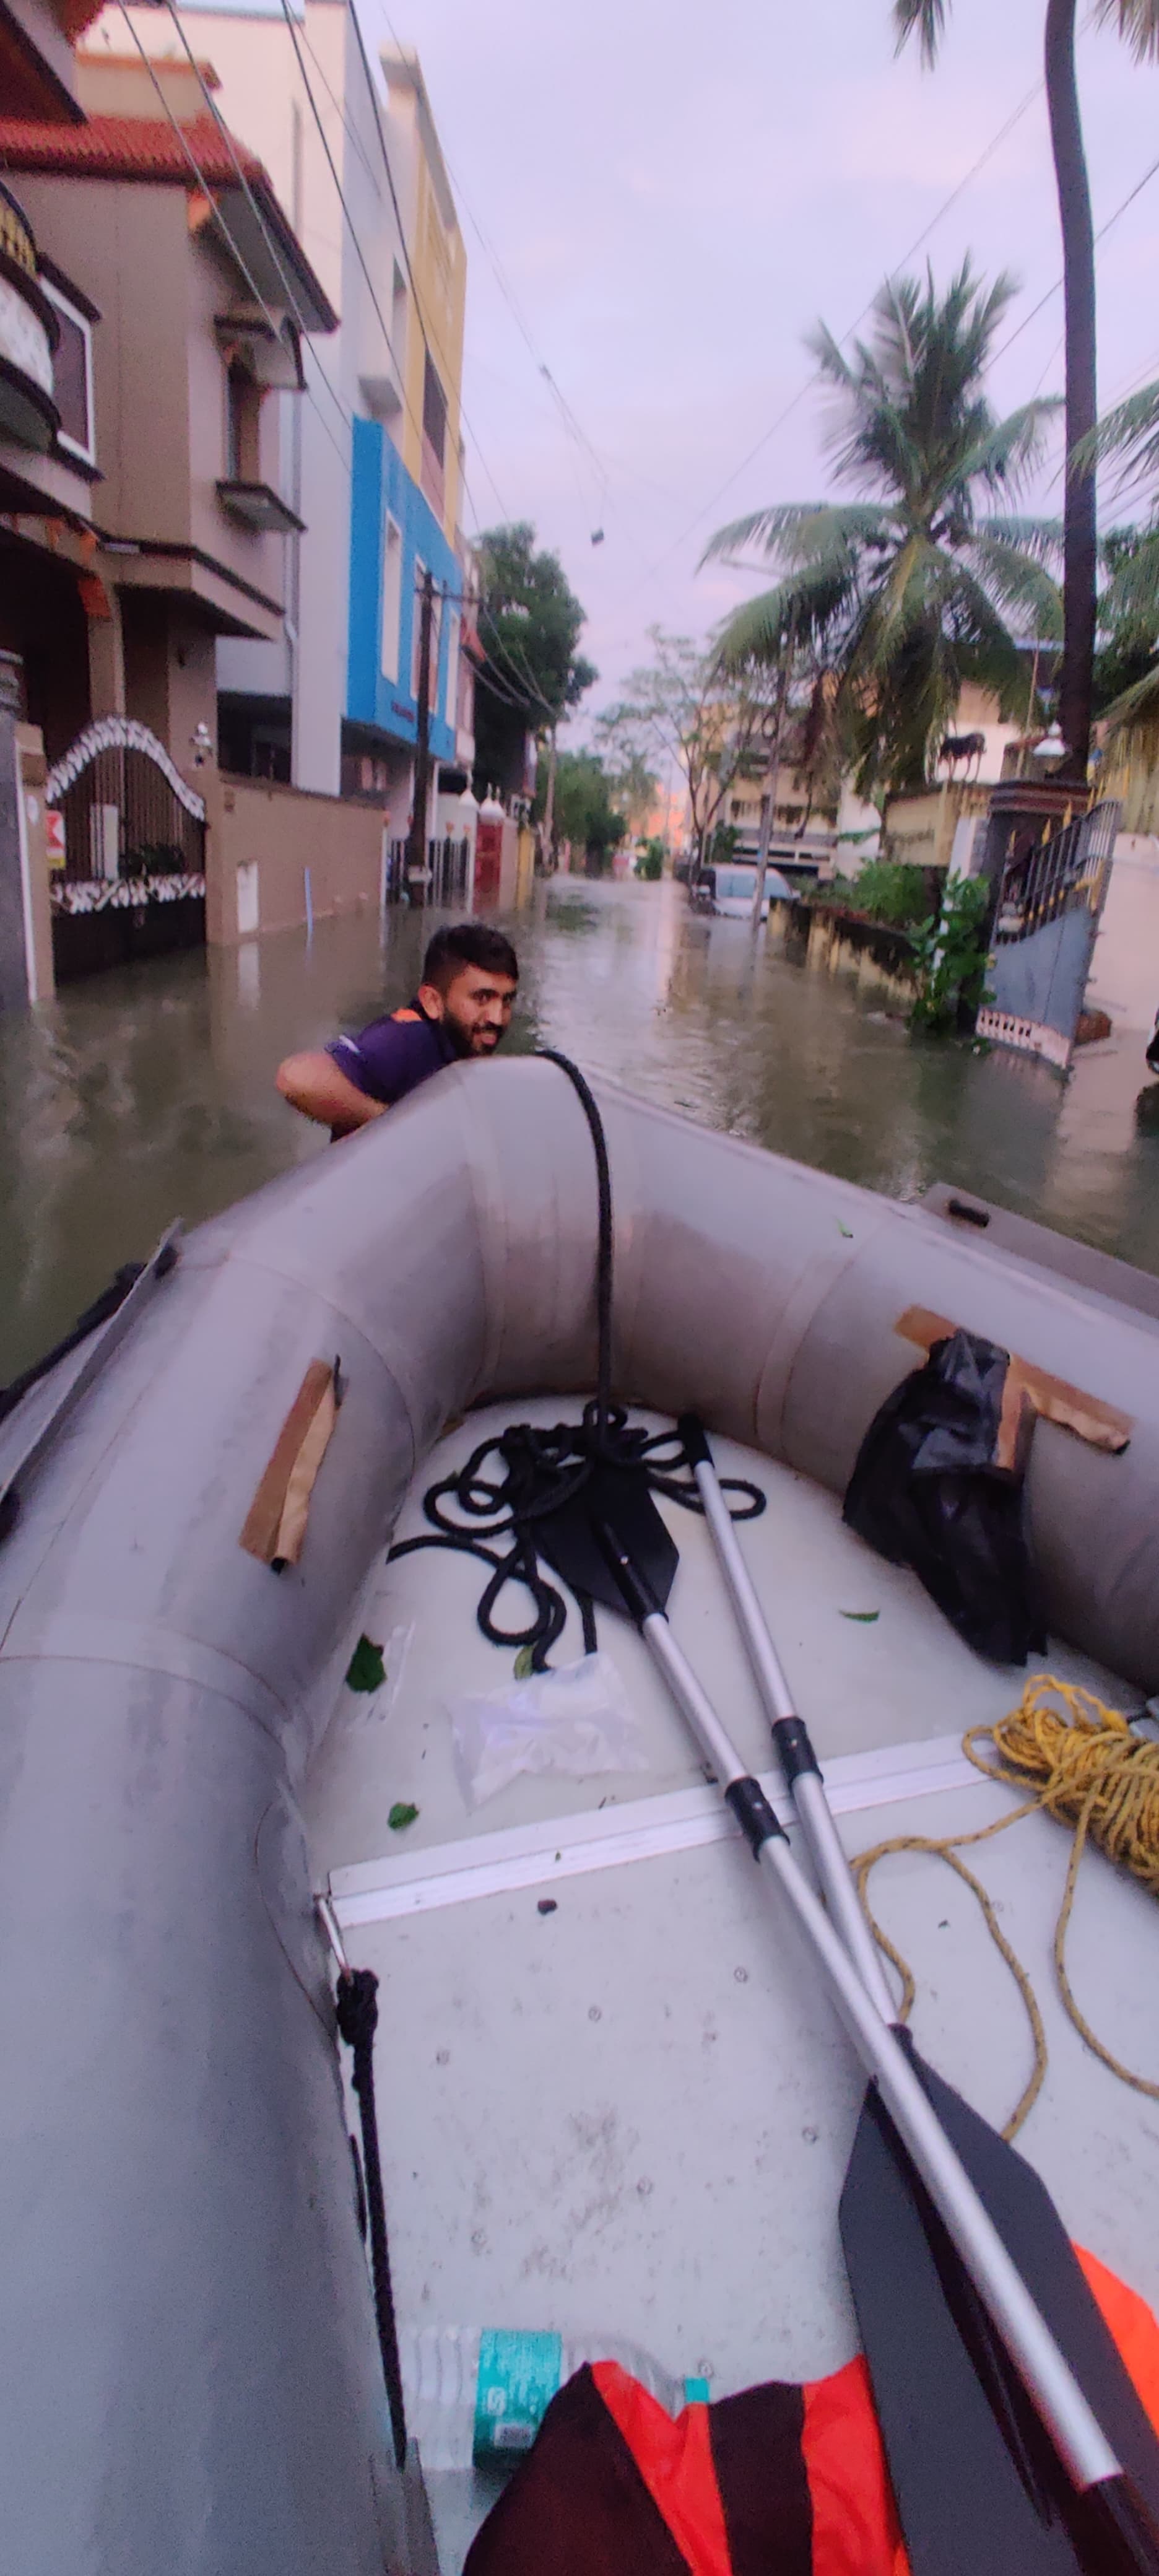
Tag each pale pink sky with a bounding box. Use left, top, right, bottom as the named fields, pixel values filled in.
left=368, top=0, right=1158, bottom=736
left=371, top=0, right=1159, bottom=729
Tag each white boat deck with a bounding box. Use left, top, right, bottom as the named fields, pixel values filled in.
left=304, top=1403, right=1159, bottom=2572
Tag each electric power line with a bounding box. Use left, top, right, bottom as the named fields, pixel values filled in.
left=119, top=4, right=352, bottom=476
left=342, top=0, right=513, bottom=523
left=991, top=146, right=1159, bottom=366
left=157, top=1, right=357, bottom=460
left=276, top=0, right=422, bottom=451
left=651, top=74, right=1046, bottom=572
left=477, top=609, right=560, bottom=720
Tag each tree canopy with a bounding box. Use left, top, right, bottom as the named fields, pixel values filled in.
left=1074, top=395, right=1159, bottom=737
left=472, top=523, right=597, bottom=799
left=705, top=263, right=1062, bottom=799
left=893, top=0, right=1159, bottom=776
left=596, top=628, right=780, bottom=858
left=536, top=749, right=626, bottom=871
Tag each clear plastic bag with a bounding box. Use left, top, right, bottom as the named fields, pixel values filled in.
left=448, top=1652, right=648, bottom=1808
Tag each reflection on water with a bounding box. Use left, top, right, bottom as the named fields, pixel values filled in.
left=2, top=876, right=1158, bottom=1379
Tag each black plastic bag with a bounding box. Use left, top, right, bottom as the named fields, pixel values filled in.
left=842, top=1329, right=1045, bottom=1664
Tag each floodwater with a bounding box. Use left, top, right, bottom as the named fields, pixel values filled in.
left=2, top=875, right=1158, bottom=1382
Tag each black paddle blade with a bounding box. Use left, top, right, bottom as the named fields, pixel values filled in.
left=536, top=1463, right=677, bottom=1619
left=840, top=2040, right=1159, bottom=2576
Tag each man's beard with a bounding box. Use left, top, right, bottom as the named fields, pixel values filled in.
left=443, top=1007, right=499, bottom=1059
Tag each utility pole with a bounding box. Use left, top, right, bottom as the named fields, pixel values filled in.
left=407, top=568, right=435, bottom=896
left=541, top=721, right=558, bottom=870
left=750, top=604, right=797, bottom=931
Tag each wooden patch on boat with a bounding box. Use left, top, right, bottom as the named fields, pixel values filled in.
left=240, top=1359, right=339, bottom=1569
left=895, top=1307, right=1132, bottom=1464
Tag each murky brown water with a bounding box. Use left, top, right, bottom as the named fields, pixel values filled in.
left=2, top=876, right=1158, bottom=1382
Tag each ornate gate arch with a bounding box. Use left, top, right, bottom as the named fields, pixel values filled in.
left=45, top=715, right=207, bottom=980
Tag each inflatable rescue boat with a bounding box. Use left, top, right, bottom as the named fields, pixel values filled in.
left=1, top=1054, right=1158, bottom=2574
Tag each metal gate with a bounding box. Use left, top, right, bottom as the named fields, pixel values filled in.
left=45, top=716, right=206, bottom=980
left=976, top=798, right=1120, bottom=1070
left=383, top=833, right=471, bottom=908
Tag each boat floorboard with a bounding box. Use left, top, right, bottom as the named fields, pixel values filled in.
left=303, top=1404, right=1158, bottom=2573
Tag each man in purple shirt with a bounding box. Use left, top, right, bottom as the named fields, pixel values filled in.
left=277, top=922, right=519, bottom=1137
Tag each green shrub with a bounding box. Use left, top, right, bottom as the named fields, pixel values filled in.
left=908, top=874, right=992, bottom=1030
left=810, top=858, right=933, bottom=928
left=634, top=838, right=665, bottom=881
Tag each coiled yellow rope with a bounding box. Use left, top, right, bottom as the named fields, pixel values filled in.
left=851, top=1676, right=1159, bottom=2139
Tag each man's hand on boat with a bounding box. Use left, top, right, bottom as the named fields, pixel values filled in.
left=276, top=923, right=519, bottom=1138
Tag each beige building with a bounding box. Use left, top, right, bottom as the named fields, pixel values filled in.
left=0, top=43, right=335, bottom=985
left=380, top=48, right=466, bottom=549
left=2, top=52, right=334, bottom=768
left=0, top=0, right=103, bottom=1006
left=103, top=3, right=472, bottom=825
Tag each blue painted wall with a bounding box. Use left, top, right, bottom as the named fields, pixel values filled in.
left=347, top=417, right=460, bottom=761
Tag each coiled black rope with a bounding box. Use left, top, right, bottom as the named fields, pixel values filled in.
left=388, top=1051, right=765, bottom=1666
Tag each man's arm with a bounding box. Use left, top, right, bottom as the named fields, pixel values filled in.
left=276, top=1051, right=386, bottom=1136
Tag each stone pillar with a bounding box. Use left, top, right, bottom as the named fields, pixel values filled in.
left=82, top=573, right=126, bottom=720
left=15, top=726, right=54, bottom=1004
left=0, top=650, right=30, bottom=1012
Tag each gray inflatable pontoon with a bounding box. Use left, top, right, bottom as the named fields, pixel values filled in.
left=1, top=1057, right=1157, bottom=2574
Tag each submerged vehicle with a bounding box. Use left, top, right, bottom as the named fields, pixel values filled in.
left=689, top=859, right=796, bottom=918
left=1, top=1056, right=1157, bottom=2572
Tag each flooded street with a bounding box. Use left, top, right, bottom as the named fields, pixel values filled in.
left=2, top=874, right=1158, bottom=1382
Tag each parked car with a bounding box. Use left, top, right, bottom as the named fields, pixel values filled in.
left=690, top=862, right=795, bottom=920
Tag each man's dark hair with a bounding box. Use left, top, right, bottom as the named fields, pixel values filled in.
left=421, top=923, right=519, bottom=994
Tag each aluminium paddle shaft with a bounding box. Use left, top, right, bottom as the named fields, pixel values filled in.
left=678, top=1412, right=898, bottom=2024
left=595, top=1516, right=1159, bottom=2564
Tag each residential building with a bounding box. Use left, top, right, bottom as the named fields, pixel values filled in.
left=0, top=0, right=91, bottom=120
left=104, top=2, right=475, bottom=843
left=0, top=0, right=103, bottom=1005
left=0, top=47, right=335, bottom=978
left=879, top=677, right=1048, bottom=876
left=724, top=764, right=840, bottom=880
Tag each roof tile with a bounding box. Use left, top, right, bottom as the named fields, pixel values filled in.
left=0, top=113, right=266, bottom=188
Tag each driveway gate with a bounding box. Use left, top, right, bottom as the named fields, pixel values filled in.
left=976, top=798, right=1120, bottom=1070
left=46, top=716, right=207, bottom=981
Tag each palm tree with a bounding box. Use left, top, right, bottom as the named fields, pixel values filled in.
left=1071, top=402, right=1159, bottom=734
left=894, top=0, right=1159, bottom=783
left=705, top=263, right=1062, bottom=801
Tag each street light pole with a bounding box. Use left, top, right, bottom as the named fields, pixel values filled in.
left=407, top=568, right=436, bottom=896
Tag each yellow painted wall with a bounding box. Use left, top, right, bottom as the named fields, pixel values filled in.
left=386, top=63, right=465, bottom=547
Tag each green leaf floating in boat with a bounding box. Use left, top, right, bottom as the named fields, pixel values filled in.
left=388, top=1801, right=419, bottom=1832
left=345, top=1635, right=386, bottom=1692
left=513, top=1644, right=536, bottom=1680
left=840, top=1608, right=880, bottom=1622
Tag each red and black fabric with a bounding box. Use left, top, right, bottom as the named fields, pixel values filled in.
left=464, top=2248, right=1159, bottom=2576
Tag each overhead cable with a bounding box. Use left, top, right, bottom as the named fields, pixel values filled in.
left=991, top=145, right=1159, bottom=363
left=157, top=1, right=355, bottom=458
left=652, top=74, right=1045, bottom=570
left=118, top=4, right=352, bottom=474
left=341, top=0, right=513, bottom=521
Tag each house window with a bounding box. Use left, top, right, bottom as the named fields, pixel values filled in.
left=422, top=354, right=446, bottom=465
left=225, top=360, right=261, bottom=482
left=381, top=516, right=402, bottom=681
left=42, top=279, right=94, bottom=464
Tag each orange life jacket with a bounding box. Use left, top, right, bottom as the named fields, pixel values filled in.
left=464, top=2248, right=1159, bottom=2575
